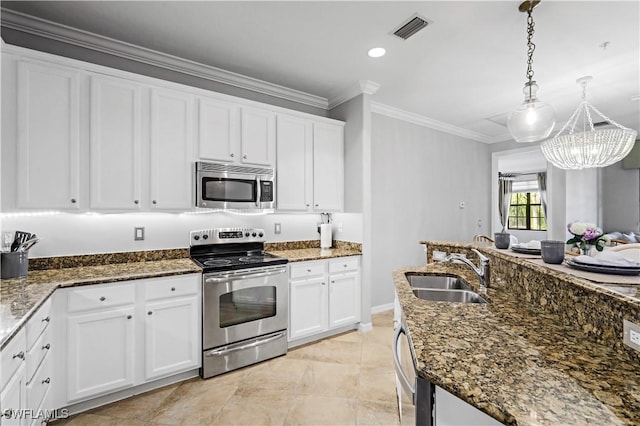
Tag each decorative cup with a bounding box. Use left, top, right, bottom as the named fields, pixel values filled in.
left=494, top=232, right=511, bottom=249
left=541, top=240, right=565, bottom=264
left=1, top=251, right=29, bottom=279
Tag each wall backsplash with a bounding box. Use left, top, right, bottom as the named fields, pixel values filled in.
left=0, top=212, right=362, bottom=258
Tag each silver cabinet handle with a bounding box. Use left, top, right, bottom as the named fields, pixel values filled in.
left=100, top=296, right=106, bottom=301
left=230, top=153, right=235, bottom=158
left=12, top=351, right=25, bottom=360
left=322, top=282, right=326, bottom=286
left=331, top=280, right=335, bottom=284
left=71, top=198, right=77, bottom=203
left=42, top=316, right=50, bottom=323
left=171, top=287, right=176, bottom=291
left=148, top=311, right=153, bottom=315
left=42, top=378, right=50, bottom=384
left=307, top=269, right=311, bottom=273
left=243, top=155, right=247, bottom=159
left=134, top=200, right=139, bottom=204
left=127, top=315, right=132, bottom=319
left=306, top=204, right=310, bottom=207
left=315, top=204, right=319, bottom=207
left=152, top=200, right=157, bottom=205
left=42, top=344, right=50, bottom=350
left=393, top=325, right=416, bottom=405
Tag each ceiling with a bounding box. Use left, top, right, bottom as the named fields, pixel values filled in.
left=2, top=1, right=639, bottom=143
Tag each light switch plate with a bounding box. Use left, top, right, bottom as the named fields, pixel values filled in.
left=274, top=223, right=281, bottom=235
left=623, top=319, right=640, bottom=352
left=134, top=227, right=145, bottom=241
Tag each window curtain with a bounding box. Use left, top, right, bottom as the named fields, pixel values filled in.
left=537, top=172, right=548, bottom=217
left=498, top=177, right=512, bottom=232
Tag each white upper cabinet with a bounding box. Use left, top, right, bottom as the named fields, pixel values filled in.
left=150, top=88, right=194, bottom=210
left=198, top=100, right=275, bottom=167
left=198, top=96, right=240, bottom=162
left=276, top=114, right=344, bottom=212
left=313, top=122, right=344, bottom=212
left=89, top=75, right=142, bottom=210
left=276, top=115, right=313, bottom=211
left=241, top=107, right=276, bottom=166
left=16, top=60, right=80, bottom=209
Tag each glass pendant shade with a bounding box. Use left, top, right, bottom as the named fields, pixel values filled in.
left=507, top=81, right=557, bottom=143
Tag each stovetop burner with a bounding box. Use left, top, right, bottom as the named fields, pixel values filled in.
left=202, top=259, right=233, bottom=267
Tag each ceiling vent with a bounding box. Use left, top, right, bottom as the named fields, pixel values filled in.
left=393, top=14, right=430, bottom=40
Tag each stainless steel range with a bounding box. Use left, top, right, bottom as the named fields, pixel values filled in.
left=190, top=228, right=289, bottom=379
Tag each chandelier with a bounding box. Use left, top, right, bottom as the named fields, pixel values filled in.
left=507, top=0, right=556, bottom=143
left=540, top=76, right=637, bottom=170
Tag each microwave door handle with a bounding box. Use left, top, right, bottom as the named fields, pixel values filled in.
left=256, top=177, right=261, bottom=207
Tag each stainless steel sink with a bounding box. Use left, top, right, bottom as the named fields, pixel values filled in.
left=412, top=288, right=488, bottom=304
left=407, top=274, right=471, bottom=290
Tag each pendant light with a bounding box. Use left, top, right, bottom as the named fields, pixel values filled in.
left=540, top=76, right=637, bottom=169
left=507, top=0, right=556, bottom=143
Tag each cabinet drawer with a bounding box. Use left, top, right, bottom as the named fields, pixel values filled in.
left=329, top=257, right=359, bottom=274
left=26, top=324, right=52, bottom=384
left=0, top=328, right=26, bottom=392
left=144, top=274, right=200, bottom=301
left=26, top=349, right=52, bottom=412
left=290, top=262, right=325, bottom=279
left=26, top=298, right=52, bottom=351
left=67, top=282, right=136, bottom=313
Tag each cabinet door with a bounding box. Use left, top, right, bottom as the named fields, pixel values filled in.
left=241, top=107, right=275, bottom=166
left=275, top=115, right=313, bottom=211
left=313, top=122, right=344, bottom=212
left=89, top=75, right=142, bottom=210
left=66, top=307, right=135, bottom=402
left=16, top=61, right=80, bottom=209
left=198, top=97, right=239, bottom=162
left=329, top=271, right=360, bottom=328
left=144, top=296, right=200, bottom=381
left=150, top=88, right=194, bottom=210
left=0, top=363, right=25, bottom=426
left=289, top=277, right=327, bottom=341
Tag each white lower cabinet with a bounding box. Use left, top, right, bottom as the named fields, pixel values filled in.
left=143, top=276, right=200, bottom=381
left=1, top=329, right=26, bottom=426
left=288, top=256, right=360, bottom=342
left=60, top=274, right=201, bottom=405
left=67, top=306, right=136, bottom=402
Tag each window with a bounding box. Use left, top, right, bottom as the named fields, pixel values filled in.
left=508, top=192, right=547, bottom=231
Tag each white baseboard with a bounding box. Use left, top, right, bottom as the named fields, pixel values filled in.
left=358, top=322, right=373, bottom=332
left=371, top=302, right=394, bottom=314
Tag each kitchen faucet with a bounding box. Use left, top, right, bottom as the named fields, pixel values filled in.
left=443, top=249, right=491, bottom=290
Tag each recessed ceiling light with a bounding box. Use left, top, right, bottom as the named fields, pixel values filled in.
left=368, top=48, right=386, bottom=58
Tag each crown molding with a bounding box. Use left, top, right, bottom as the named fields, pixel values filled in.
left=328, top=80, right=381, bottom=110
left=370, top=102, right=494, bottom=144
left=0, top=8, right=329, bottom=109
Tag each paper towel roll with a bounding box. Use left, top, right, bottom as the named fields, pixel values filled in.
left=320, top=223, right=332, bottom=249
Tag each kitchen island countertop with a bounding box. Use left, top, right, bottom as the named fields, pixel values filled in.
left=394, top=261, right=640, bottom=425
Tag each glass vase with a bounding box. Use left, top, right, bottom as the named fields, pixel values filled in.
left=580, top=245, right=593, bottom=256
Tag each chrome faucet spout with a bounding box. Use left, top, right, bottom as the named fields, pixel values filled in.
left=442, top=249, right=491, bottom=289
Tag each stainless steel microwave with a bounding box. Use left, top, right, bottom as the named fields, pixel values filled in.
left=195, top=162, right=275, bottom=210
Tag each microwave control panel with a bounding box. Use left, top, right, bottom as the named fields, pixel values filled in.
left=260, top=181, right=274, bottom=202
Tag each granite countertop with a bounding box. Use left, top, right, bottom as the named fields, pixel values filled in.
left=267, top=247, right=362, bottom=262
left=0, top=258, right=201, bottom=349
left=394, top=262, right=640, bottom=425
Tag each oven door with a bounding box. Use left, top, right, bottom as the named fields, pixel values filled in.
left=202, top=265, right=288, bottom=349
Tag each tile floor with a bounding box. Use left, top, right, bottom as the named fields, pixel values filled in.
left=56, top=311, right=400, bottom=425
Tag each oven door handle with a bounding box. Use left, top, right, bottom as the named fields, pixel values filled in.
left=205, top=331, right=286, bottom=357
left=205, top=268, right=286, bottom=283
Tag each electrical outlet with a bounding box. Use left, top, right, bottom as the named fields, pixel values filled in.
left=134, top=227, right=145, bottom=241
left=274, top=223, right=281, bottom=235
left=623, top=319, right=640, bottom=351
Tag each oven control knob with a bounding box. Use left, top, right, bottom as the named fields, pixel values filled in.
left=252, top=232, right=257, bottom=237
left=258, top=232, right=264, bottom=237
left=202, top=234, right=208, bottom=240
left=245, top=232, right=250, bottom=237
left=194, top=235, right=200, bottom=241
